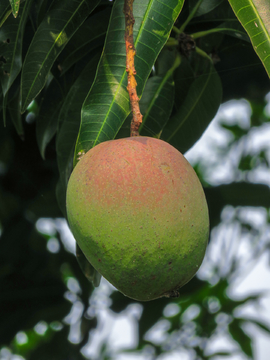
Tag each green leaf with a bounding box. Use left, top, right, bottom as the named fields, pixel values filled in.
left=36, top=76, right=64, bottom=159
left=0, top=88, right=2, bottom=113
left=139, top=75, right=175, bottom=137
left=34, top=0, right=55, bottom=29
left=75, top=0, right=185, bottom=161
left=191, top=0, right=236, bottom=23
left=228, top=319, right=253, bottom=357
left=221, top=123, right=248, bottom=139
left=224, top=294, right=262, bottom=313
left=215, top=21, right=250, bottom=42
left=191, top=21, right=250, bottom=43
left=209, top=352, right=233, bottom=357
left=0, top=0, right=12, bottom=28
left=9, top=0, right=20, bottom=18
left=207, top=182, right=270, bottom=208
left=205, top=182, right=270, bottom=227
left=0, top=0, right=32, bottom=96
left=139, top=55, right=180, bottom=137
left=228, top=0, right=270, bottom=78
left=237, top=317, right=270, bottom=334
left=56, top=52, right=101, bottom=215
left=21, top=0, right=101, bottom=112
left=57, top=7, right=111, bottom=75
left=173, top=57, right=195, bottom=112
left=161, top=60, right=222, bottom=154
left=155, top=48, right=179, bottom=76
left=189, top=0, right=250, bottom=42
left=216, top=35, right=268, bottom=102
left=7, top=83, right=23, bottom=139
left=190, top=0, right=224, bottom=17
left=252, top=319, right=270, bottom=333
left=0, top=0, right=33, bottom=127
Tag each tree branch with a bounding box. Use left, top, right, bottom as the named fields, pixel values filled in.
left=124, top=0, right=142, bottom=137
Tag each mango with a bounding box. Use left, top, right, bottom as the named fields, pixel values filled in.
left=66, top=137, right=209, bottom=301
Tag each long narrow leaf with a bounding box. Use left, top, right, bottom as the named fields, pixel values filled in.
left=0, top=0, right=32, bottom=97
left=8, top=83, right=23, bottom=138
left=56, top=53, right=101, bottom=211
left=58, top=7, right=111, bottom=75
left=36, top=77, right=64, bottom=159
left=161, top=60, right=222, bottom=154
left=228, top=320, right=253, bottom=357
left=75, top=0, right=185, bottom=162
left=139, top=55, right=180, bottom=137
left=9, top=0, right=20, bottom=18
left=215, top=21, right=250, bottom=42
left=0, top=0, right=33, bottom=128
left=237, top=317, right=270, bottom=334
left=228, top=0, right=270, bottom=78
left=173, top=57, right=195, bottom=112
left=205, top=182, right=270, bottom=227
left=190, top=0, right=224, bottom=17
left=21, top=0, right=101, bottom=112
left=0, top=1, right=12, bottom=28
left=139, top=75, right=175, bottom=138
left=0, top=88, right=2, bottom=113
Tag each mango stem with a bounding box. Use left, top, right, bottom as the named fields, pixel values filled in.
left=124, top=0, right=143, bottom=137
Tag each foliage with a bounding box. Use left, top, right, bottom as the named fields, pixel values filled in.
left=228, top=0, right=270, bottom=78
left=0, top=0, right=270, bottom=359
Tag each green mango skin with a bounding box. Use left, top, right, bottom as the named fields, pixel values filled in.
left=66, top=137, right=209, bottom=301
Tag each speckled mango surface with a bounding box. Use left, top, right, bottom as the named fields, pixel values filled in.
left=66, top=137, right=209, bottom=301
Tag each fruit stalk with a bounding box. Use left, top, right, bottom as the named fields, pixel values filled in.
left=124, top=0, right=143, bottom=137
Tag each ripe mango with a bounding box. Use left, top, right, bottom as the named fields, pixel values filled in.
left=66, top=137, right=209, bottom=301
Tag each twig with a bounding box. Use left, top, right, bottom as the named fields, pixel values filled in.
left=178, top=0, right=204, bottom=34
left=124, top=0, right=143, bottom=137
